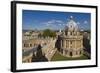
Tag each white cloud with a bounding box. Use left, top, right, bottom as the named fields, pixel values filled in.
left=47, top=20, right=55, bottom=24
left=43, top=19, right=64, bottom=26
left=58, top=24, right=62, bottom=26
left=77, top=22, right=80, bottom=25
left=56, top=20, right=63, bottom=23
left=48, top=20, right=63, bottom=24
left=46, top=23, right=52, bottom=26
left=84, top=20, right=88, bottom=24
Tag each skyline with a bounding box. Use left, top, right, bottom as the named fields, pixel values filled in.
left=22, top=10, right=91, bottom=30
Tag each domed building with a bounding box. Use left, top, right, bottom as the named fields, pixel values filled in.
left=58, top=16, right=83, bottom=57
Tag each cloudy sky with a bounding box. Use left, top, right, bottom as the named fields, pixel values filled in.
left=22, top=10, right=91, bottom=30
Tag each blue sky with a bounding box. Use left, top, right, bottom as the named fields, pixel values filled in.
left=22, top=10, right=91, bottom=30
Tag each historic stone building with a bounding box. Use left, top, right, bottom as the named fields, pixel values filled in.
left=58, top=16, right=83, bottom=57
left=22, top=35, right=56, bottom=62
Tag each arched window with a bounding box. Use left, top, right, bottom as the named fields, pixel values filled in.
left=70, top=52, right=72, bottom=57
left=30, top=44, right=32, bottom=47
left=76, top=51, right=78, bottom=55
left=80, top=51, right=81, bottom=54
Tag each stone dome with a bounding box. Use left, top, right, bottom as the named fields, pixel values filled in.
left=66, top=16, right=79, bottom=32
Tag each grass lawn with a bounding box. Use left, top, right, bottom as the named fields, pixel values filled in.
left=51, top=51, right=89, bottom=61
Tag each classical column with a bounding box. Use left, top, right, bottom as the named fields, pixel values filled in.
left=81, top=40, right=83, bottom=48
left=75, top=40, right=76, bottom=49
left=63, top=49, right=65, bottom=55
left=62, top=40, right=63, bottom=48
left=69, top=40, right=70, bottom=49
left=66, top=40, right=68, bottom=48
left=63, top=40, right=66, bottom=48
left=61, top=40, right=62, bottom=48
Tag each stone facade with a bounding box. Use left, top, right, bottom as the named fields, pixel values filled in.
left=58, top=16, right=83, bottom=57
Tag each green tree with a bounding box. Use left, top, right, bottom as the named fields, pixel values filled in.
left=42, top=29, right=56, bottom=38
